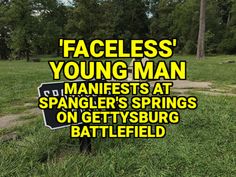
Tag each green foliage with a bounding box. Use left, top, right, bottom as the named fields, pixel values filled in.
left=218, top=1, right=236, bottom=54
left=150, top=0, right=236, bottom=55
left=67, top=0, right=149, bottom=41
left=7, top=0, right=36, bottom=60
left=0, top=0, right=236, bottom=60
left=33, top=1, right=68, bottom=55
left=0, top=0, right=11, bottom=59
left=66, top=0, right=101, bottom=39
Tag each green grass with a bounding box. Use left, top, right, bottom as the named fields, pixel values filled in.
left=0, top=95, right=235, bottom=176
left=0, top=60, right=51, bottom=115
left=171, top=55, right=236, bottom=85
left=0, top=55, right=236, bottom=176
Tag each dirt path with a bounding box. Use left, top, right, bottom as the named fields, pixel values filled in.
left=151, top=80, right=236, bottom=96
left=150, top=80, right=211, bottom=89
left=0, top=108, right=41, bottom=129
left=0, top=114, right=27, bottom=129
left=170, top=80, right=211, bottom=89
left=0, top=107, right=41, bottom=141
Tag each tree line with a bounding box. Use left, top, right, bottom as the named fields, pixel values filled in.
left=0, top=0, right=236, bottom=61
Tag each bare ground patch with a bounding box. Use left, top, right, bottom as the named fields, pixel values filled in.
left=151, top=80, right=236, bottom=96
left=0, top=108, right=41, bottom=129
left=164, top=80, right=211, bottom=89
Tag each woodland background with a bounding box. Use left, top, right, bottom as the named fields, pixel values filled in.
left=0, top=0, right=236, bottom=60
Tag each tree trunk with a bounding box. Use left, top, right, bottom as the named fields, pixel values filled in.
left=197, top=0, right=206, bottom=59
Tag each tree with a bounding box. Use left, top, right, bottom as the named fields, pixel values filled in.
left=150, top=0, right=180, bottom=38
left=66, top=0, right=101, bottom=39
left=197, top=0, right=206, bottom=59
left=97, top=0, right=149, bottom=40
left=0, top=0, right=11, bottom=60
left=150, top=0, right=199, bottom=54
left=8, top=0, right=36, bottom=61
left=218, top=0, right=236, bottom=54
left=33, top=0, right=68, bottom=55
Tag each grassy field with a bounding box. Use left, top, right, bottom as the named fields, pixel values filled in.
left=0, top=56, right=236, bottom=177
